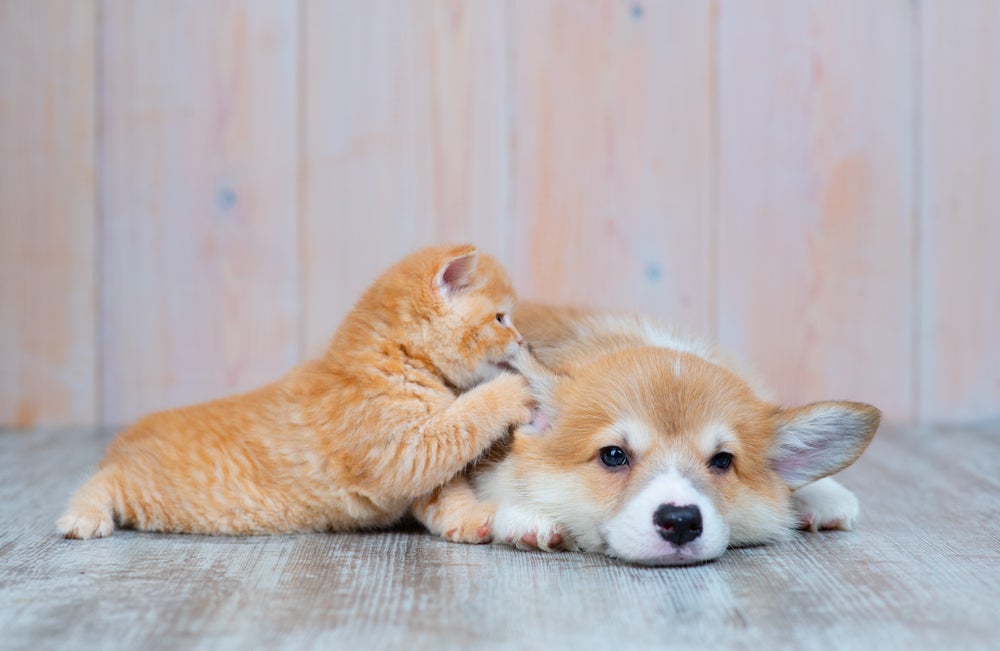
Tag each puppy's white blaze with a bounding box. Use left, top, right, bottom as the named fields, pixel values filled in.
left=602, top=469, right=729, bottom=566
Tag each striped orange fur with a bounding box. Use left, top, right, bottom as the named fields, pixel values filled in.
left=57, top=244, right=532, bottom=539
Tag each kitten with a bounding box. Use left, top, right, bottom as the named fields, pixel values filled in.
left=58, top=244, right=533, bottom=539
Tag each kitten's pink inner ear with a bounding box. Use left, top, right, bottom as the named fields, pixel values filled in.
left=437, top=253, right=479, bottom=297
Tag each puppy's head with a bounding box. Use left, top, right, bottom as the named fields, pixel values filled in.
left=509, top=346, right=879, bottom=566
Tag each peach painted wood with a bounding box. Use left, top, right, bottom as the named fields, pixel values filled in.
left=2, top=2, right=1000, bottom=427
left=0, top=1, right=96, bottom=426
left=717, top=1, right=915, bottom=421
left=99, top=1, right=300, bottom=426
left=302, top=0, right=512, bottom=357
left=920, top=1, right=1000, bottom=422
left=509, top=0, right=715, bottom=335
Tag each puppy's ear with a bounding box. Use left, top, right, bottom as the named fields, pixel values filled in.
left=769, top=401, right=880, bottom=489
left=435, top=249, right=479, bottom=298
left=509, top=348, right=566, bottom=436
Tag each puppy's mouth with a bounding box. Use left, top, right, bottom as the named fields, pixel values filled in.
left=649, top=550, right=715, bottom=567
left=618, top=546, right=716, bottom=567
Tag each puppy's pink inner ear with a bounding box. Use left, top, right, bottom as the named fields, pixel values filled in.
left=530, top=409, right=551, bottom=432
left=769, top=401, right=880, bottom=489
left=437, top=253, right=478, bottom=296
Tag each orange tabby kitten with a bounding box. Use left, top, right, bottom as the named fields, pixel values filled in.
left=58, top=244, right=533, bottom=539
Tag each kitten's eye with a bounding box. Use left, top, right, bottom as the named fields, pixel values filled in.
left=496, top=313, right=505, bottom=324
left=496, top=312, right=511, bottom=327
left=599, top=446, right=629, bottom=469
left=708, top=452, right=734, bottom=472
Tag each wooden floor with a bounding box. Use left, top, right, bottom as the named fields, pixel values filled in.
left=1, top=422, right=997, bottom=651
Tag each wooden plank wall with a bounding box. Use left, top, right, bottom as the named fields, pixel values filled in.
left=303, top=1, right=511, bottom=358
left=920, top=0, right=1000, bottom=422
left=99, top=0, right=300, bottom=425
left=0, top=0, right=997, bottom=428
left=509, top=2, right=715, bottom=334
left=0, top=1, right=96, bottom=426
left=717, top=0, right=915, bottom=418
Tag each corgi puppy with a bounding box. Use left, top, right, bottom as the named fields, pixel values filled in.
left=420, top=303, right=881, bottom=566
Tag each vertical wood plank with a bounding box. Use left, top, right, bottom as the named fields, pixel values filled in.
left=0, top=1, right=96, bottom=426
left=100, top=1, right=299, bottom=425
left=921, top=1, right=1000, bottom=422
left=303, top=0, right=511, bottom=356
left=510, top=0, right=715, bottom=334
left=717, top=0, right=915, bottom=419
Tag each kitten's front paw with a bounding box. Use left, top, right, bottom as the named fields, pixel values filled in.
left=412, top=488, right=496, bottom=545
left=435, top=505, right=496, bottom=545
left=792, top=477, right=860, bottom=532
left=480, top=373, right=534, bottom=429
left=492, top=505, right=571, bottom=552
left=444, top=515, right=494, bottom=544
left=57, top=508, right=114, bottom=540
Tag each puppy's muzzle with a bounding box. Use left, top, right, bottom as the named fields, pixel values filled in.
left=653, top=504, right=703, bottom=546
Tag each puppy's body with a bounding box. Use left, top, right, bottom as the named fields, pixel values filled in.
left=419, top=303, right=880, bottom=565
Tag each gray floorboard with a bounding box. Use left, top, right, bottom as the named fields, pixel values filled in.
left=1, top=423, right=997, bottom=651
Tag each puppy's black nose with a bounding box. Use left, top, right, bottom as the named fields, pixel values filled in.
left=653, top=504, right=703, bottom=546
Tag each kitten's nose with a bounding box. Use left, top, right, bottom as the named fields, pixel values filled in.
left=653, top=504, right=703, bottom=546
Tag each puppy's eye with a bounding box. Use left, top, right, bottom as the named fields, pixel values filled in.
left=599, top=446, right=629, bottom=468
left=708, top=452, right=734, bottom=472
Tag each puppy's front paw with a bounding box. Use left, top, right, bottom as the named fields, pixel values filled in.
left=792, top=477, right=860, bottom=532
left=492, top=505, right=571, bottom=552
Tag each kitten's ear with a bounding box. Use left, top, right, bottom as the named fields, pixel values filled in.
left=769, top=401, right=880, bottom=489
left=435, top=250, right=479, bottom=298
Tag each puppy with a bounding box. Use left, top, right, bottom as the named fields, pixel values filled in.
left=469, top=303, right=880, bottom=566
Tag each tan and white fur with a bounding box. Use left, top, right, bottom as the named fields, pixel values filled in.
left=416, top=303, right=880, bottom=566
left=58, top=244, right=533, bottom=540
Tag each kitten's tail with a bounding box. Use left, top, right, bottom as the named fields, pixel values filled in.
left=57, top=466, right=116, bottom=539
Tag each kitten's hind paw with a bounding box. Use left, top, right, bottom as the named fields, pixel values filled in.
left=57, top=509, right=113, bottom=540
